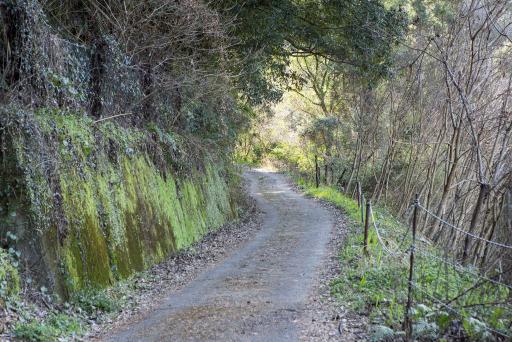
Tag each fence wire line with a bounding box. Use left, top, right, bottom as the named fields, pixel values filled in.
left=397, top=204, right=415, bottom=248
left=415, top=248, right=512, bottom=291
left=409, top=281, right=511, bottom=339
left=358, top=193, right=511, bottom=338
left=417, top=204, right=512, bottom=250
left=370, top=208, right=408, bottom=257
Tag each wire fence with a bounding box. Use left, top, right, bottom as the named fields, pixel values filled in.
left=353, top=182, right=512, bottom=341
left=418, top=203, right=512, bottom=250
left=409, top=281, right=512, bottom=339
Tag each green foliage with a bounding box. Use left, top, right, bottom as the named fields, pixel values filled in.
left=0, top=107, right=244, bottom=340
left=70, top=288, right=119, bottom=315
left=267, top=142, right=315, bottom=174
left=14, top=313, right=82, bottom=342
left=297, top=181, right=511, bottom=341
left=11, top=268, right=165, bottom=341
left=214, top=0, right=407, bottom=105
left=303, top=118, right=339, bottom=147
left=0, top=248, right=20, bottom=302
left=304, top=186, right=360, bottom=222
left=1, top=109, right=236, bottom=294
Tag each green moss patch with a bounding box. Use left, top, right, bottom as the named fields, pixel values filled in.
left=0, top=108, right=236, bottom=294
left=0, top=249, right=20, bottom=303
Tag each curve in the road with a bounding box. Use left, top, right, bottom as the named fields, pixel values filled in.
left=107, top=169, right=334, bottom=342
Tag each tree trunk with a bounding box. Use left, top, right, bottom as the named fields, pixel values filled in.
left=89, top=37, right=107, bottom=119
left=324, top=162, right=328, bottom=185
left=462, top=182, right=490, bottom=264
left=315, top=155, right=320, bottom=188
left=141, top=62, right=154, bottom=122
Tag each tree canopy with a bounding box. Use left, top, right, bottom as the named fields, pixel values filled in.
left=214, top=0, right=407, bottom=105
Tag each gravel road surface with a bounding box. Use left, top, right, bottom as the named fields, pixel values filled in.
left=106, top=169, right=336, bottom=341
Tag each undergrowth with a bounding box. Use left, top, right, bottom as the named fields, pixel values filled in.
left=9, top=265, right=168, bottom=341
left=296, top=179, right=511, bottom=342
left=5, top=184, right=250, bottom=341
left=14, top=313, right=83, bottom=341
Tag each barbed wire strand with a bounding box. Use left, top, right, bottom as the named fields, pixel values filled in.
left=417, top=204, right=512, bottom=250
left=415, top=248, right=512, bottom=291
left=370, top=208, right=408, bottom=257
left=357, top=194, right=511, bottom=338
left=392, top=203, right=414, bottom=249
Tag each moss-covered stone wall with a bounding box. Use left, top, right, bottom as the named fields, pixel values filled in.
left=0, top=109, right=235, bottom=295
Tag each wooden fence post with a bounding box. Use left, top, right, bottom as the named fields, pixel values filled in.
left=404, top=194, right=419, bottom=341
left=324, top=162, right=328, bottom=185
left=315, top=155, right=320, bottom=188
left=364, top=200, right=371, bottom=256
left=330, top=164, right=334, bottom=185
left=357, top=181, right=362, bottom=207
left=361, top=194, right=365, bottom=224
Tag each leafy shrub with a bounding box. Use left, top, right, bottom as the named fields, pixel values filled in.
left=298, top=180, right=511, bottom=341
left=14, top=313, right=82, bottom=341
left=70, top=288, right=119, bottom=315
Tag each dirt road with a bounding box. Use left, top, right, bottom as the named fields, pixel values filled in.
left=106, top=169, right=334, bottom=341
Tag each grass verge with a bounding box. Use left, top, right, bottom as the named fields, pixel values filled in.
left=296, top=179, right=511, bottom=342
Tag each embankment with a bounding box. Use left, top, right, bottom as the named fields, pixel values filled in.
left=0, top=110, right=237, bottom=295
